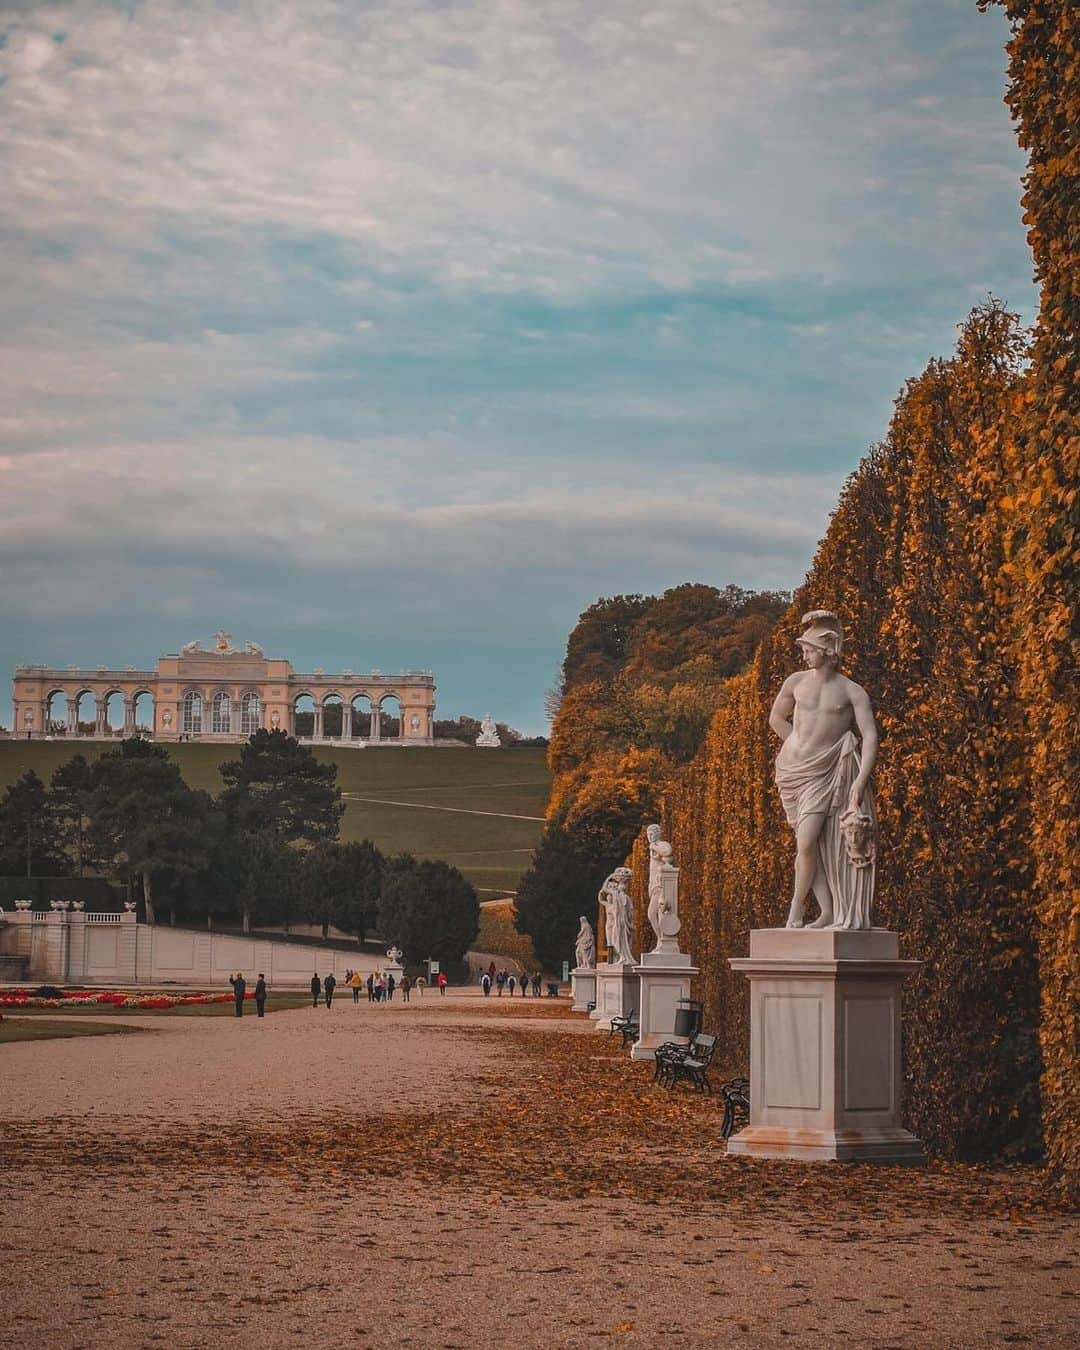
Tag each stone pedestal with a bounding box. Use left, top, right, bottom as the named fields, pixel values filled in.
left=593, top=962, right=639, bottom=1030
left=630, top=950, right=698, bottom=1060
left=727, top=928, right=924, bottom=1164
left=570, top=967, right=596, bottom=1012
left=384, top=961, right=405, bottom=994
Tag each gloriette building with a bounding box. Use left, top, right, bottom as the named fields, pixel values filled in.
left=11, top=631, right=436, bottom=746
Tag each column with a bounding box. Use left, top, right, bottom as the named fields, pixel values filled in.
left=66, top=695, right=78, bottom=734
left=370, top=701, right=381, bottom=742
left=313, top=704, right=323, bottom=739
left=342, top=699, right=354, bottom=741
left=123, top=698, right=136, bottom=733
left=95, top=696, right=107, bottom=737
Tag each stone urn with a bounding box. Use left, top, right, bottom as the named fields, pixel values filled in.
left=123, top=901, right=137, bottom=913
left=14, top=898, right=31, bottom=912
left=71, top=900, right=85, bottom=911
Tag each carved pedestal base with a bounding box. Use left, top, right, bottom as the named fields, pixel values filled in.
left=570, top=968, right=596, bottom=1012
left=727, top=928, right=924, bottom=1164
left=383, top=961, right=405, bottom=996
left=630, top=950, right=698, bottom=1060
left=593, top=962, right=639, bottom=1030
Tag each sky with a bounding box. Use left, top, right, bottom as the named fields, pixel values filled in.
left=0, top=0, right=1034, bottom=735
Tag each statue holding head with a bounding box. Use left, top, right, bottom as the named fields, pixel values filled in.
left=574, top=915, right=596, bottom=970
left=598, top=866, right=634, bottom=965
left=768, top=610, right=878, bottom=930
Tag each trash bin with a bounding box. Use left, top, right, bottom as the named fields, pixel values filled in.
left=674, top=997, right=703, bottom=1039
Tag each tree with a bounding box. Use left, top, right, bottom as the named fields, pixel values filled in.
left=514, top=825, right=599, bottom=971
left=377, top=857, right=478, bottom=965
left=298, top=840, right=384, bottom=940
left=49, top=754, right=95, bottom=875
left=0, top=771, right=64, bottom=878
left=218, top=730, right=343, bottom=845
left=86, top=738, right=212, bottom=924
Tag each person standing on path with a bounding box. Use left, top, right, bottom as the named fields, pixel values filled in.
left=350, top=971, right=363, bottom=1004
left=255, top=973, right=267, bottom=1017
left=230, top=972, right=246, bottom=1017
left=324, top=972, right=336, bottom=1008
left=310, top=972, right=322, bottom=1008
left=386, top=972, right=396, bottom=1002
left=367, top=972, right=375, bottom=1003
left=520, top=971, right=528, bottom=997
left=401, top=974, right=411, bottom=1003
left=531, top=971, right=542, bottom=997
left=496, top=970, right=506, bottom=997
left=437, top=971, right=448, bottom=996
left=481, top=972, right=491, bottom=997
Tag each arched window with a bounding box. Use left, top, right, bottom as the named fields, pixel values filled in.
left=240, top=692, right=261, bottom=735
left=212, top=691, right=231, bottom=734
left=182, top=691, right=203, bottom=735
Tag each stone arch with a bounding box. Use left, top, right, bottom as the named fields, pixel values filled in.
left=73, top=689, right=95, bottom=735
left=321, top=691, right=345, bottom=739
left=375, top=692, right=402, bottom=740
left=102, top=688, right=125, bottom=735
left=293, top=692, right=315, bottom=738
left=238, top=688, right=261, bottom=736
left=182, top=689, right=204, bottom=736
left=45, top=689, right=67, bottom=734
left=210, top=688, right=232, bottom=735
left=132, top=689, right=155, bottom=734
left=349, top=691, right=373, bottom=739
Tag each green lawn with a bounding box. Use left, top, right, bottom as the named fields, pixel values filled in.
left=0, top=742, right=550, bottom=894
left=0, top=1017, right=142, bottom=1045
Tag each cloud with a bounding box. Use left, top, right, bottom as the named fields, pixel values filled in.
left=0, top=0, right=1036, bottom=730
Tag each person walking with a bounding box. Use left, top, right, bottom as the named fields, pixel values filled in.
left=324, top=972, right=336, bottom=1008
left=255, top=973, right=267, bottom=1017
left=481, top=972, right=491, bottom=997
left=386, top=972, right=396, bottom=1002
left=437, top=971, right=448, bottom=996
left=350, top=971, right=363, bottom=1004
left=230, top=972, right=246, bottom=1017
left=532, top=971, right=542, bottom=997
left=401, top=973, right=412, bottom=1003
left=507, top=973, right=516, bottom=996
left=310, top=972, right=321, bottom=1008
left=496, top=969, right=506, bottom=997
left=520, top=970, right=528, bottom=997
left=367, top=972, right=375, bottom=1003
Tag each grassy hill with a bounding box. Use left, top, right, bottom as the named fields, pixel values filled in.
left=0, top=741, right=550, bottom=897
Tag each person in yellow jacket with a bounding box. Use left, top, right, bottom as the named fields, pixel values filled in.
left=349, top=970, right=363, bottom=1005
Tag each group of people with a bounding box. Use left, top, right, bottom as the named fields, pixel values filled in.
left=480, top=965, right=543, bottom=997
left=308, top=969, right=417, bottom=1006
left=228, top=971, right=267, bottom=1017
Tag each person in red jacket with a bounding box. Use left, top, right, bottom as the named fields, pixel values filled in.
left=437, top=971, right=448, bottom=996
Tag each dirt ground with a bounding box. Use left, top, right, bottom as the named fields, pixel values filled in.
left=1, top=991, right=1076, bottom=1348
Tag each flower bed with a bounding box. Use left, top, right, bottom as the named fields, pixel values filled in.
left=0, top=988, right=249, bottom=1010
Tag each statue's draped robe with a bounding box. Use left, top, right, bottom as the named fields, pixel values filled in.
left=775, top=729, right=876, bottom=929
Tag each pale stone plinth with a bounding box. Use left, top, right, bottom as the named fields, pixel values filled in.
left=570, top=967, right=596, bottom=1012
left=384, top=961, right=405, bottom=994
left=630, top=950, right=698, bottom=1060
left=593, top=962, right=639, bottom=1030
left=727, top=928, right=924, bottom=1164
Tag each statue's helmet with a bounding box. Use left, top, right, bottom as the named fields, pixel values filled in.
left=796, top=609, right=843, bottom=660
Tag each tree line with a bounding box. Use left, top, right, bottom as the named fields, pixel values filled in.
left=0, top=730, right=479, bottom=966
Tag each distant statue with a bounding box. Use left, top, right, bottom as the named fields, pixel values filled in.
left=646, top=823, right=676, bottom=950
left=180, top=640, right=203, bottom=656
left=599, top=867, right=634, bottom=964
left=244, top=640, right=265, bottom=656
left=768, top=610, right=878, bottom=930
left=476, top=713, right=501, bottom=748
left=574, top=915, right=596, bottom=970
left=386, top=945, right=404, bottom=965
left=213, top=630, right=234, bottom=653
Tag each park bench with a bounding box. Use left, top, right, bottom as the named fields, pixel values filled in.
left=719, top=1077, right=750, bottom=1139
left=609, top=1013, right=639, bottom=1047
left=655, top=1032, right=717, bottom=1093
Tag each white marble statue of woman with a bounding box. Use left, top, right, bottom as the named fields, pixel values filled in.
left=645, top=823, right=674, bottom=950
left=599, top=867, right=634, bottom=964
left=768, top=610, right=878, bottom=930
left=574, top=915, right=596, bottom=970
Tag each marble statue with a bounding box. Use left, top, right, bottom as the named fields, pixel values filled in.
left=599, top=867, right=634, bottom=965
left=180, top=640, right=203, bottom=655
left=476, top=713, right=501, bottom=748
left=768, top=610, right=878, bottom=930
left=645, top=823, right=676, bottom=950
left=574, top=915, right=596, bottom=970
left=386, top=944, right=404, bottom=965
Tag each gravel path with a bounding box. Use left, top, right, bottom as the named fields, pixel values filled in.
left=2, top=993, right=1076, bottom=1348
